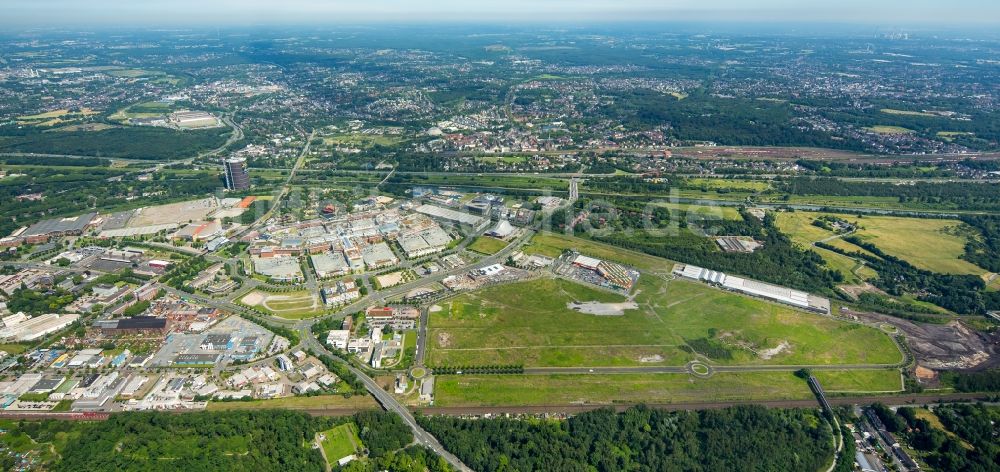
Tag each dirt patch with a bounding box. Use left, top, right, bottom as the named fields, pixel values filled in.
left=914, top=365, right=937, bottom=381
left=437, top=332, right=452, bottom=348
left=428, top=304, right=443, bottom=313
left=639, top=355, right=664, bottom=363
left=758, top=341, right=791, bottom=360
left=241, top=292, right=265, bottom=306
left=567, top=301, right=639, bottom=316
left=837, top=282, right=884, bottom=300
left=848, top=309, right=1000, bottom=371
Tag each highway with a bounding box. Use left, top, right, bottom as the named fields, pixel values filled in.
left=301, top=329, right=473, bottom=471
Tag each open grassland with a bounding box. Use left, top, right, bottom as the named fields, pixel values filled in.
left=434, top=368, right=901, bottom=407
left=813, top=369, right=903, bottom=393
left=686, top=178, right=771, bottom=192
left=206, top=394, right=376, bottom=411
left=880, top=108, right=938, bottom=117
left=426, top=274, right=902, bottom=368
left=320, top=423, right=363, bottom=462
left=467, top=236, right=509, bottom=255
left=775, top=211, right=986, bottom=275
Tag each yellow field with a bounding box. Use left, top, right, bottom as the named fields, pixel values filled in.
left=865, top=125, right=914, bottom=134
left=775, top=211, right=986, bottom=275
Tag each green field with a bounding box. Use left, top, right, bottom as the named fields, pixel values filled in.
left=521, top=231, right=670, bottom=272
left=0, top=343, right=30, bottom=355
left=654, top=202, right=744, bottom=220
left=320, top=423, right=363, bottom=463
left=426, top=275, right=902, bottom=368
left=775, top=211, right=986, bottom=275
left=434, top=368, right=902, bottom=407
left=467, top=236, right=509, bottom=255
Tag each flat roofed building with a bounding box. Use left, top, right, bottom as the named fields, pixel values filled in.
left=326, top=330, right=350, bottom=350
left=572, top=255, right=602, bottom=271
left=362, top=242, right=399, bottom=270
left=311, top=251, right=351, bottom=278
left=0, top=313, right=80, bottom=341
left=251, top=255, right=304, bottom=282
left=21, top=212, right=96, bottom=243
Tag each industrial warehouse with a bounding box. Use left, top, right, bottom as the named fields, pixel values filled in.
left=673, top=264, right=831, bottom=314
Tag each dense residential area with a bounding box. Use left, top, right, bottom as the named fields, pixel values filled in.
left=0, top=7, right=999, bottom=472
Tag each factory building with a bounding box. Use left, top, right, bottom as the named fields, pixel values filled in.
left=223, top=157, right=251, bottom=191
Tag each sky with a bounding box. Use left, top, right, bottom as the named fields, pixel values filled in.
left=4, top=0, right=999, bottom=28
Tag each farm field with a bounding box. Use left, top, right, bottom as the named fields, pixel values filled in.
left=865, top=125, right=914, bottom=134
left=467, top=236, right=508, bottom=255
left=775, top=211, right=986, bottom=275
left=434, top=368, right=902, bottom=407
left=319, top=423, right=363, bottom=464
left=240, top=289, right=326, bottom=319
left=425, top=273, right=902, bottom=368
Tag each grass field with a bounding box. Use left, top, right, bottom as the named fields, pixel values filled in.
left=686, top=178, right=771, bottom=192
left=240, top=290, right=327, bottom=319
left=206, top=394, right=377, bottom=411
left=865, top=125, right=914, bottom=135
left=319, top=423, right=363, bottom=463
left=521, top=231, right=671, bottom=272
left=653, top=202, right=743, bottom=220
left=775, top=211, right=986, bottom=275
left=880, top=108, right=937, bottom=117
left=0, top=343, right=30, bottom=355
left=322, top=133, right=404, bottom=148
left=467, top=236, right=509, bottom=255
left=426, top=275, right=902, bottom=368
left=434, top=368, right=902, bottom=407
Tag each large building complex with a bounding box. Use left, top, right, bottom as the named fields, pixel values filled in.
left=223, top=157, right=251, bottom=191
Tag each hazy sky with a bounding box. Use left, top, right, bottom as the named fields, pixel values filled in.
left=4, top=0, right=999, bottom=27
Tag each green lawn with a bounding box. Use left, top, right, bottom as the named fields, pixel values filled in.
left=320, top=422, right=363, bottom=463
left=426, top=275, right=902, bottom=368
left=468, top=236, right=509, bottom=255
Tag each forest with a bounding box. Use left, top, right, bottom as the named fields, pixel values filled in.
left=7, top=410, right=451, bottom=471
left=776, top=178, right=1000, bottom=212
left=418, top=405, right=834, bottom=472
left=881, top=403, right=1000, bottom=472
left=0, top=127, right=231, bottom=160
